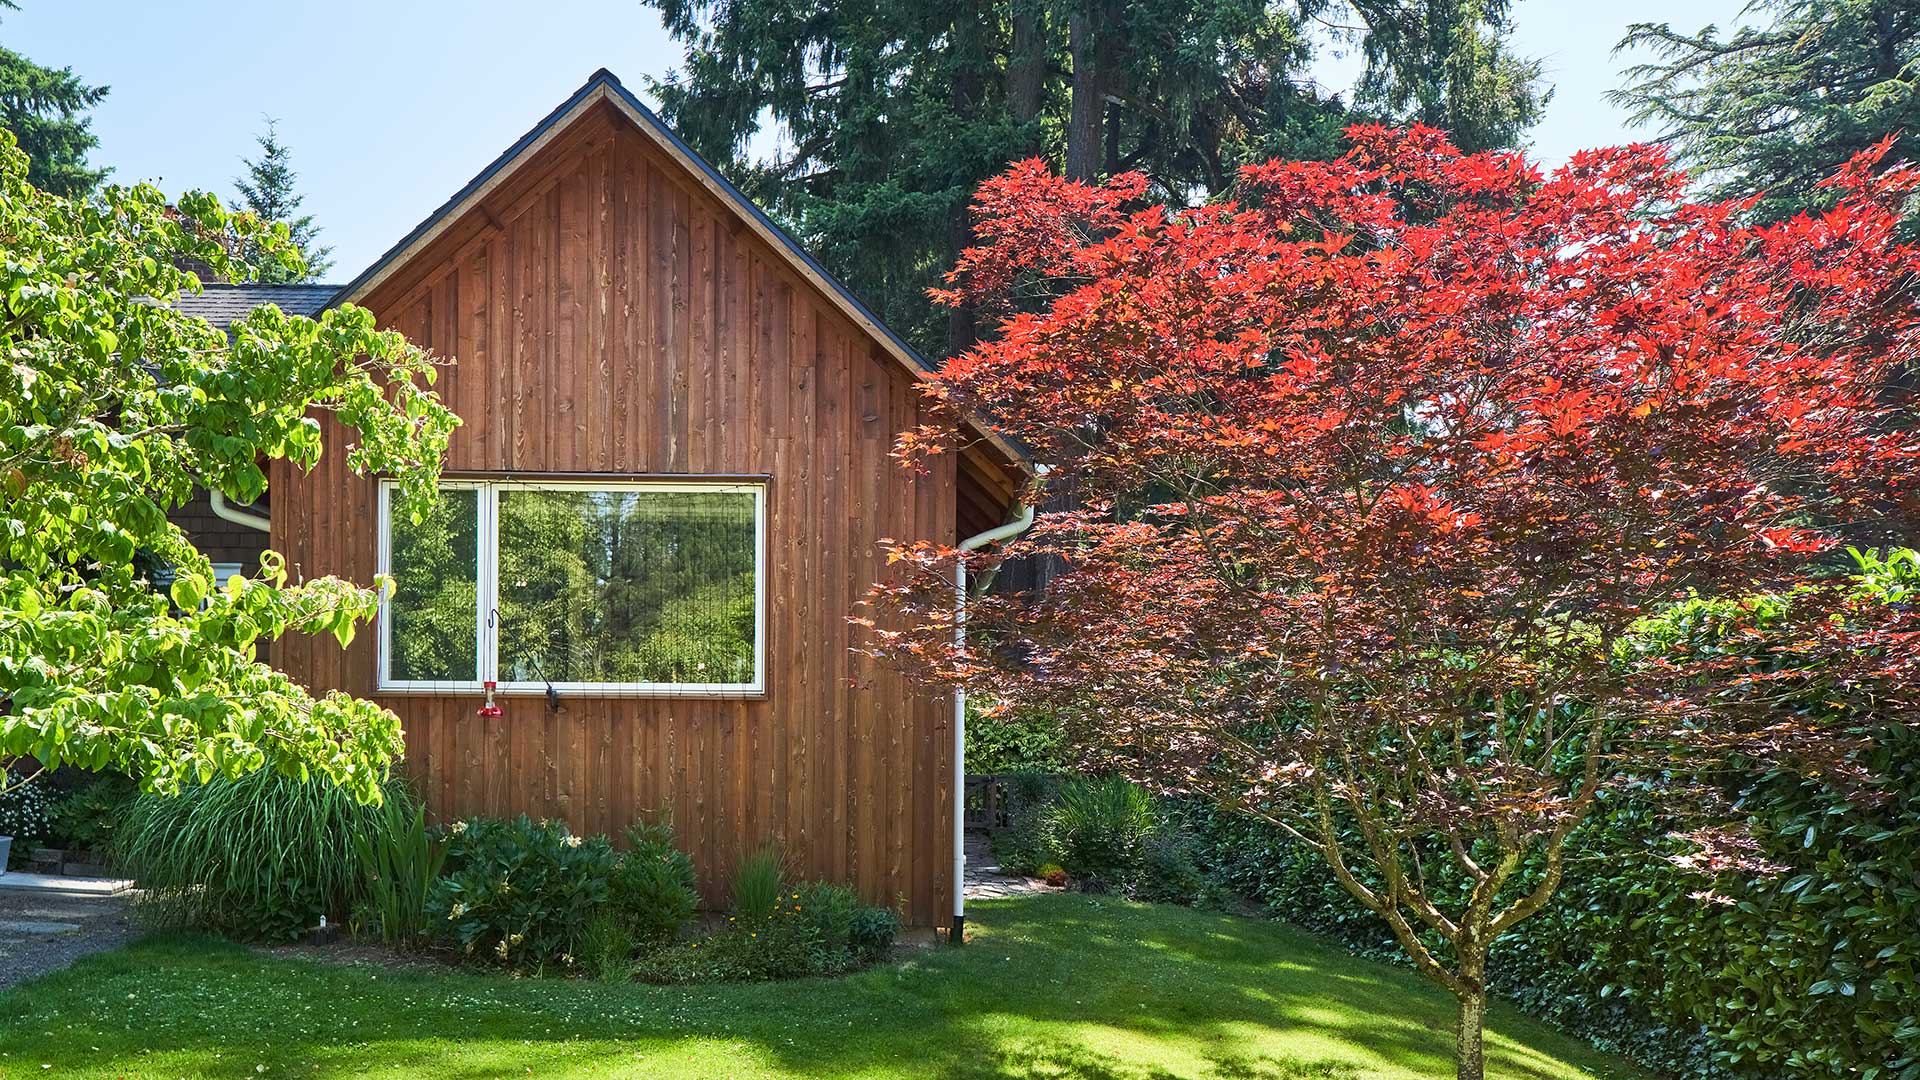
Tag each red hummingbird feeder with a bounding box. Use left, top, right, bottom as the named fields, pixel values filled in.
left=477, top=680, right=504, bottom=718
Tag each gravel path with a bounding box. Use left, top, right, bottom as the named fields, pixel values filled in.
left=0, top=886, right=139, bottom=990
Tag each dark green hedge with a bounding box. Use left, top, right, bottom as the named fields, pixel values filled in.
left=1175, top=560, right=1920, bottom=1080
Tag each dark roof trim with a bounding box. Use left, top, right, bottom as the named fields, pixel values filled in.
left=325, top=72, right=614, bottom=311
left=328, top=69, right=945, bottom=364
left=326, top=68, right=1032, bottom=472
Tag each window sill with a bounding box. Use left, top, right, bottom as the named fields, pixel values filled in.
left=375, top=685, right=767, bottom=701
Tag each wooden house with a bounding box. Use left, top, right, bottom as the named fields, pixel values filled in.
left=176, top=70, right=1029, bottom=927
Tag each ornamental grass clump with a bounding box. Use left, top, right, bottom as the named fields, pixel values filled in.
left=116, top=770, right=412, bottom=941
left=729, top=845, right=785, bottom=920
left=1045, top=775, right=1156, bottom=888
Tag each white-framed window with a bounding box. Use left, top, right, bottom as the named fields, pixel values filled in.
left=377, top=478, right=766, bottom=697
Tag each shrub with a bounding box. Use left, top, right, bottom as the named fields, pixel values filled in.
left=351, top=797, right=446, bottom=947
left=116, top=770, right=409, bottom=941
left=1046, top=775, right=1155, bottom=888
left=636, top=883, right=891, bottom=984
left=847, top=905, right=899, bottom=961
left=636, top=908, right=826, bottom=984
left=730, top=845, right=784, bottom=919
left=427, top=816, right=614, bottom=970
left=990, top=773, right=1220, bottom=903
left=988, top=769, right=1061, bottom=876
left=794, top=880, right=858, bottom=952
left=965, top=706, right=1067, bottom=774
left=609, top=817, right=699, bottom=947
left=1134, top=830, right=1216, bottom=907
left=46, top=772, right=135, bottom=854
left=0, top=779, right=51, bottom=866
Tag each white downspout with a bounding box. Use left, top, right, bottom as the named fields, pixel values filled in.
left=210, top=490, right=270, bottom=532
left=951, top=465, right=1046, bottom=945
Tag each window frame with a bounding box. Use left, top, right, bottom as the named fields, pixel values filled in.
left=376, top=477, right=768, bottom=698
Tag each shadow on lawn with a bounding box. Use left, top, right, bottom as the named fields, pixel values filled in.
left=961, top=896, right=1601, bottom=1080
left=0, top=893, right=1632, bottom=1080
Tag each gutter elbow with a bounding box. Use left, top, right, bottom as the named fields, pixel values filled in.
left=210, top=489, right=271, bottom=533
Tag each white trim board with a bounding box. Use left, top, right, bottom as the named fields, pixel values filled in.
left=377, top=478, right=767, bottom=698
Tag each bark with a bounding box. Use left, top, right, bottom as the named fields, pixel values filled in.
left=1104, top=99, right=1122, bottom=176
left=945, top=15, right=988, bottom=360
left=1067, top=1, right=1126, bottom=182
left=945, top=208, right=978, bottom=358
left=1455, top=988, right=1487, bottom=1080
left=1006, top=3, right=1046, bottom=126
left=1065, top=7, right=1101, bottom=181
left=1454, top=921, right=1491, bottom=1080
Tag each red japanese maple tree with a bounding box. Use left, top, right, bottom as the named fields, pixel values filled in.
left=868, top=129, right=1920, bottom=1079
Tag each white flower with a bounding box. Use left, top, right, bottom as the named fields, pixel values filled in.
left=564, top=835, right=582, bottom=848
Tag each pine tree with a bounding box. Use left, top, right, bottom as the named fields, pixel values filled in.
left=0, top=1, right=109, bottom=197
left=1614, top=0, right=1920, bottom=223
left=232, top=118, right=334, bottom=283
left=644, top=0, right=1542, bottom=360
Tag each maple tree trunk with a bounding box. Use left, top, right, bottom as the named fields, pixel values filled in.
left=1455, top=988, right=1487, bottom=1080
left=1453, top=928, right=1491, bottom=1080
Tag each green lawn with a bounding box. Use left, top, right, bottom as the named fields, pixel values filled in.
left=0, top=893, right=1641, bottom=1080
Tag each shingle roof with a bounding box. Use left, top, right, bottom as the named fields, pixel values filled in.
left=173, top=283, right=340, bottom=328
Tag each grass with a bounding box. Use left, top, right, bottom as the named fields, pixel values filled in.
left=0, top=893, right=1643, bottom=1080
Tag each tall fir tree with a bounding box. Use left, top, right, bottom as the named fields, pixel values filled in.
left=0, top=0, right=108, bottom=197
left=1341, top=0, right=1545, bottom=153
left=1614, top=0, right=1920, bottom=223
left=232, top=118, right=334, bottom=284
left=644, top=0, right=1543, bottom=360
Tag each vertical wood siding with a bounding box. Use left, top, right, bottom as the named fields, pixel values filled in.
left=271, top=103, right=977, bottom=924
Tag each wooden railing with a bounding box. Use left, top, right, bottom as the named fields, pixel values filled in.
left=963, top=773, right=1013, bottom=833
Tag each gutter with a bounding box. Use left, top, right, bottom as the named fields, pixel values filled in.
left=951, top=466, right=1048, bottom=945
left=210, top=490, right=270, bottom=532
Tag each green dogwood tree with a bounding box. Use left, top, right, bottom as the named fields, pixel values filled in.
left=0, top=130, right=458, bottom=803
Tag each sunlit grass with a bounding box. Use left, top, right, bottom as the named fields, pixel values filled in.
left=0, top=892, right=1643, bottom=1079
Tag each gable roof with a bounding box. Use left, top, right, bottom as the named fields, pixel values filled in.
left=176, top=282, right=338, bottom=329
left=326, top=68, right=1031, bottom=476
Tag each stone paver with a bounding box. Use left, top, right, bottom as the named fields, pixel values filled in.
left=963, top=833, right=1059, bottom=900
left=0, top=871, right=133, bottom=896
left=0, top=880, right=139, bottom=990
left=0, top=919, right=84, bottom=935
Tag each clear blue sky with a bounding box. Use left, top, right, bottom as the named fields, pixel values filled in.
left=7, top=0, right=1751, bottom=280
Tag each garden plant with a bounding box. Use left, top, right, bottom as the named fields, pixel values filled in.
left=869, top=130, right=1920, bottom=1079
left=0, top=126, right=457, bottom=803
